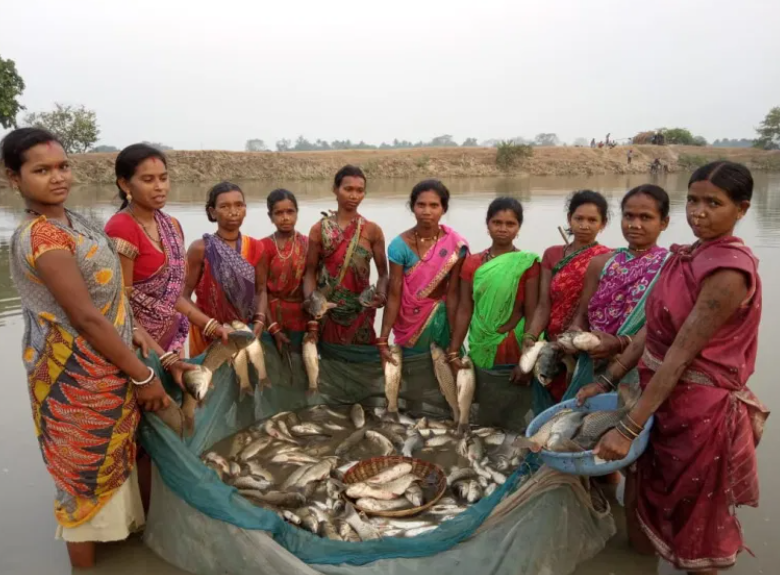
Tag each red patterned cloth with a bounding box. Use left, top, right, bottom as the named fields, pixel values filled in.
left=260, top=233, right=308, bottom=332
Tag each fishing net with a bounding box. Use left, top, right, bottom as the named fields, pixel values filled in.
left=139, top=336, right=615, bottom=574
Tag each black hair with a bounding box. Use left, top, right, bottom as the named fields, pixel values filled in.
left=334, top=165, right=366, bottom=189
left=689, top=161, right=753, bottom=203
left=486, top=197, right=524, bottom=225
left=410, top=179, right=450, bottom=213
left=115, top=143, right=168, bottom=210
left=1, top=127, right=62, bottom=173
left=621, top=184, right=670, bottom=219
left=267, top=188, right=298, bottom=214
left=205, top=181, right=244, bottom=222
left=567, top=189, right=609, bottom=224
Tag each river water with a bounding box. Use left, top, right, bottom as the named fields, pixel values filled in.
left=0, top=173, right=777, bottom=575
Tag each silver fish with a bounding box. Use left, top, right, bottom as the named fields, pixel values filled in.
left=384, top=345, right=403, bottom=414
left=232, top=348, right=253, bottom=400
left=282, top=510, right=302, bottom=525
left=337, top=520, right=361, bottom=543
left=305, top=290, right=338, bottom=320
left=404, top=483, right=424, bottom=507
left=430, top=344, right=461, bottom=423
left=264, top=419, right=299, bottom=444
left=307, top=405, right=349, bottom=421
left=413, top=417, right=429, bottom=430
left=466, top=480, right=484, bottom=503
left=232, top=475, right=272, bottom=492
left=427, top=503, right=467, bottom=516
left=231, top=321, right=270, bottom=387
left=365, top=430, right=395, bottom=456
left=358, top=284, right=377, bottom=307
left=572, top=331, right=601, bottom=352
left=519, top=341, right=545, bottom=374
left=514, top=409, right=581, bottom=453
left=425, top=435, right=455, bottom=447
left=285, top=458, right=337, bottom=490
left=545, top=411, right=586, bottom=452
left=346, top=474, right=418, bottom=500
left=402, top=431, right=424, bottom=457
left=456, top=356, right=476, bottom=435
left=271, top=452, right=321, bottom=465
left=241, top=490, right=306, bottom=509
left=302, top=334, right=319, bottom=393
left=555, top=331, right=579, bottom=354
left=534, top=342, right=576, bottom=387
left=457, top=435, right=484, bottom=463
left=203, top=452, right=230, bottom=476
left=404, top=525, right=438, bottom=537
left=296, top=507, right=321, bottom=533
left=474, top=461, right=506, bottom=485
left=228, top=431, right=253, bottom=458
left=427, top=419, right=452, bottom=430
left=325, top=478, right=345, bottom=499
left=484, top=483, right=499, bottom=498
left=289, top=423, right=330, bottom=437
left=201, top=327, right=257, bottom=373
left=417, top=428, right=450, bottom=438
left=447, top=467, right=478, bottom=485
left=319, top=518, right=343, bottom=541
left=366, top=463, right=413, bottom=485
left=335, top=428, right=367, bottom=457
left=242, top=460, right=275, bottom=483
left=350, top=403, right=365, bottom=429
left=183, top=366, right=213, bottom=401
left=343, top=503, right=381, bottom=541
left=356, top=497, right=412, bottom=512
left=323, top=422, right=348, bottom=432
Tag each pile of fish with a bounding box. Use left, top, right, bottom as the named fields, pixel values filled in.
left=201, top=404, right=526, bottom=540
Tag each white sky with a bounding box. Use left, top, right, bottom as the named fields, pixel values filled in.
left=2, top=0, right=778, bottom=150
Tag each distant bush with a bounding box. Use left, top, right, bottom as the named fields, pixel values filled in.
left=678, top=154, right=712, bottom=170
left=496, top=141, right=533, bottom=170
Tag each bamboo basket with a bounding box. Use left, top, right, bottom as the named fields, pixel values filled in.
left=342, top=456, right=447, bottom=517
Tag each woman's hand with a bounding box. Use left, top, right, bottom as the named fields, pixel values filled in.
left=273, top=330, right=291, bottom=354
left=588, top=331, right=621, bottom=360
left=378, top=345, right=397, bottom=368
left=576, top=382, right=609, bottom=406
left=510, top=365, right=532, bottom=385
left=304, top=330, right=319, bottom=345
left=369, top=292, right=387, bottom=309
left=448, top=357, right=465, bottom=377
left=252, top=321, right=265, bottom=338
left=211, top=323, right=233, bottom=345
left=168, top=360, right=198, bottom=392
left=135, top=378, right=171, bottom=412
left=593, top=429, right=633, bottom=461
left=132, top=328, right=154, bottom=358
left=497, top=323, right=512, bottom=335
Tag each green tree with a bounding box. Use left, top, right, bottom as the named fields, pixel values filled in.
left=660, top=127, right=696, bottom=145
left=245, top=138, right=267, bottom=152
left=90, top=145, right=119, bottom=153
left=754, top=106, right=780, bottom=150
left=25, top=103, right=99, bottom=153
left=429, top=134, right=458, bottom=147
left=0, top=56, right=25, bottom=129
left=462, top=137, right=478, bottom=147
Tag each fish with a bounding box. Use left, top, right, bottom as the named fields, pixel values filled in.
left=466, top=480, right=484, bottom=503
left=484, top=483, right=499, bottom=498
left=350, top=403, right=365, bottom=429
left=402, top=431, right=424, bottom=457
left=242, top=461, right=275, bottom=483
left=238, top=436, right=274, bottom=461
left=343, top=503, right=380, bottom=541
left=514, top=409, right=583, bottom=453
left=318, top=517, right=343, bottom=541
left=356, top=497, right=413, bottom=512
left=457, top=435, right=484, bottom=463
left=365, top=430, right=395, bottom=456
left=572, top=331, right=601, bottom=352
left=240, top=490, right=306, bottom=509
left=289, top=423, right=330, bottom=437
left=234, top=322, right=270, bottom=386
left=232, top=349, right=253, bottom=400
left=383, top=344, right=403, bottom=414
left=183, top=366, right=213, bottom=401
left=335, top=428, right=367, bottom=457
left=307, top=405, right=349, bottom=421
left=337, top=520, right=361, bottom=543
left=427, top=420, right=452, bottom=430
left=302, top=334, right=320, bottom=393
left=325, top=478, right=345, bottom=499
left=282, top=510, right=302, bottom=525
left=296, top=507, right=321, bottom=533
left=358, top=284, right=377, bottom=307
left=534, top=343, right=576, bottom=387
left=413, top=417, right=429, bottom=430
left=286, top=458, right=338, bottom=490
left=346, top=474, right=418, bottom=500
left=555, top=331, right=579, bottom=354
left=456, top=356, right=476, bottom=435
left=483, top=432, right=508, bottom=446
left=430, top=344, right=461, bottom=423
left=201, top=327, right=257, bottom=373
left=232, top=475, right=272, bottom=492
left=228, top=461, right=242, bottom=477
left=264, top=419, right=299, bottom=444
left=366, top=463, right=413, bottom=485
left=323, top=422, right=348, bottom=432
left=427, top=503, right=467, bottom=516
left=425, top=435, right=455, bottom=447
left=228, top=431, right=252, bottom=458
left=305, top=290, right=338, bottom=320
left=270, top=452, right=321, bottom=465
left=404, top=483, right=424, bottom=507
left=474, top=461, right=506, bottom=485
left=519, top=341, right=545, bottom=374
left=203, top=452, right=230, bottom=477
left=447, top=467, right=478, bottom=485
left=545, top=411, right=586, bottom=452
left=404, top=526, right=438, bottom=537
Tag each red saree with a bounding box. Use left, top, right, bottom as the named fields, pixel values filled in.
left=636, top=237, right=769, bottom=571
left=260, top=233, right=308, bottom=333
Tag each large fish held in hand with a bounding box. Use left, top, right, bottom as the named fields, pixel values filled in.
left=533, top=342, right=575, bottom=388
left=430, top=344, right=460, bottom=423
left=230, top=321, right=270, bottom=389
left=384, top=345, right=403, bottom=415
left=305, top=290, right=338, bottom=320
left=456, top=356, right=476, bottom=435
left=303, top=334, right=320, bottom=393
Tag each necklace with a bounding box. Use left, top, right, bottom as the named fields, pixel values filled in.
left=486, top=246, right=517, bottom=261
left=273, top=232, right=295, bottom=261
left=215, top=231, right=240, bottom=248
left=628, top=246, right=652, bottom=253
left=413, top=228, right=440, bottom=263
left=25, top=208, right=71, bottom=227
left=128, top=206, right=161, bottom=246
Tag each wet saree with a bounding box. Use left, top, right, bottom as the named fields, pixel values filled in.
left=261, top=233, right=308, bottom=333
left=468, top=251, right=539, bottom=369
left=317, top=214, right=376, bottom=345
left=636, top=238, right=769, bottom=571
left=10, top=212, right=140, bottom=528
left=390, top=226, right=468, bottom=351
left=190, top=234, right=262, bottom=357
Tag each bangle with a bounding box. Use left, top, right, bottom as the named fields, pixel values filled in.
left=253, top=312, right=266, bottom=320
left=598, top=373, right=616, bottom=391
left=624, top=414, right=644, bottom=433
left=522, top=333, right=538, bottom=342
left=613, top=357, right=629, bottom=373
left=613, top=424, right=635, bottom=442
left=203, top=318, right=219, bottom=338
left=376, top=342, right=389, bottom=348
left=376, top=336, right=389, bottom=344
left=268, top=322, right=281, bottom=335
left=617, top=420, right=640, bottom=439
left=131, top=366, right=155, bottom=387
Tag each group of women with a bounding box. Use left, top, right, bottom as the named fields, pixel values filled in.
left=2, top=126, right=768, bottom=575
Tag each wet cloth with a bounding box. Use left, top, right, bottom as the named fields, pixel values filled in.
left=636, top=237, right=770, bottom=571
left=460, top=250, right=539, bottom=368
left=388, top=227, right=468, bottom=351
left=190, top=233, right=263, bottom=356
left=105, top=210, right=189, bottom=352
left=10, top=212, right=140, bottom=528
left=260, top=233, right=308, bottom=332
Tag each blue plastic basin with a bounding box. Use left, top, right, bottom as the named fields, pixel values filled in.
left=525, top=392, right=654, bottom=476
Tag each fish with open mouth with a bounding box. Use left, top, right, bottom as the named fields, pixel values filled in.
left=534, top=342, right=576, bottom=387
left=231, top=321, right=270, bottom=388
left=304, top=290, right=338, bottom=320
left=358, top=284, right=377, bottom=307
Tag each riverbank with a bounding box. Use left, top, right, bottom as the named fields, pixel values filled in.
left=2, top=145, right=779, bottom=187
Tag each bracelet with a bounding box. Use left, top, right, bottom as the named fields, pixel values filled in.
left=131, top=366, right=155, bottom=387
left=268, top=322, right=281, bottom=336
left=613, top=424, right=635, bottom=443
left=616, top=420, right=640, bottom=439
left=598, top=373, right=616, bottom=391
left=203, top=318, right=219, bottom=338
left=254, top=321, right=265, bottom=330
left=376, top=336, right=389, bottom=344
left=522, top=333, right=538, bottom=342
left=624, top=414, right=644, bottom=433
left=253, top=312, right=266, bottom=320
left=376, top=342, right=389, bottom=348
left=613, top=357, right=629, bottom=373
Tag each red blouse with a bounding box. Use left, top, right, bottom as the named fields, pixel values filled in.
left=104, top=212, right=178, bottom=282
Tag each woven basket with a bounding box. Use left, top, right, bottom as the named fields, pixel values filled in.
left=342, top=456, right=447, bottom=517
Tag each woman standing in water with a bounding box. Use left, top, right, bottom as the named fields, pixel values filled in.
left=379, top=180, right=468, bottom=360
left=523, top=190, right=611, bottom=402
left=257, top=189, right=309, bottom=350
left=593, top=162, right=769, bottom=574
left=447, top=197, right=538, bottom=374
left=566, top=185, right=670, bottom=396
left=182, top=182, right=264, bottom=356
left=303, top=165, right=388, bottom=345
left=2, top=128, right=172, bottom=568
left=105, top=144, right=229, bottom=353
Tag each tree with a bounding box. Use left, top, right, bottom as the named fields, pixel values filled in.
left=90, top=145, right=119, bottom=153
left=534, top=133, right=559, bottom=147
left=25, top=103, right=99, bottom=153
left=660, top=127, right=696, bottom=145
left=429, top=134, right=458, bottom=147
left=754, top=106, right=780, bottom=150
left=276, top=139, right=292, bottom=152
left=692, top=136, right=708, bottom=147
left=462, top=137, right=478, bottom=147
left=0, top=56, right=25, bottom=129
left=245, top=139, right=267, bottom=152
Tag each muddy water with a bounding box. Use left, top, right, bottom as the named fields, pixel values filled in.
left=0, top=172, right=777, bottom=575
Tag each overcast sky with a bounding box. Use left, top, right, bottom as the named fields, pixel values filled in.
left=2, top=0, right=779, bottom=150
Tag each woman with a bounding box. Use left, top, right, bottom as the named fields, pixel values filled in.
left=105, top=144, right=229, bottom=353
left=257, top=189, right=308, bottom=351
left=591, top=161, right=769, bottom=574
left=303, top=165, right=388, bottom=345
left=565, top=185, right=670, bottom=397
left=2, top=128, right=176, bottom=568
left=524, top=190, right=612, bottom=402
left=183, top=182, right=264, bottom=357
left=448, top=197, right=538, bottom=374
left=379, top=180, right=468, bottom=360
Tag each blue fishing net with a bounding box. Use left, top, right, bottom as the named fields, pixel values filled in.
left=139, top=339, right=538, bottom=566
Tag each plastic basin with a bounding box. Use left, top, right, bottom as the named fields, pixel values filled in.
left=525, top=393, right=654, bottom=477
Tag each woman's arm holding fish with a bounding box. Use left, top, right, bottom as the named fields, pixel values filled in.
left=522, top=265, right=552, bottom=349
left=445, top=256, right=465, bottom=333
left=447, top=277, right=474, bottom=374
left=174, top=296, right=231, bottom=344
left=569, top=254, right=610, bottom=332
left=370, top=224, right=389, bottom=308
left=522, top=265, right=540, bottom=333
left=37, top=250, right=169, bottom=411
left=595, top=270, right=748, bottom=460
left=378, top=262, right=404, bottom=365
left=576, top=327, right=646, bottom=405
